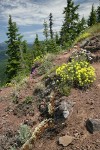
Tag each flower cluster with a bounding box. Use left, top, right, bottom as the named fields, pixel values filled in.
left=56, top=60, right=96, bottom=87
left=33, top=56, right=43, bottom=64
left=69, top=49, right=93, bottom=63
left=32, top=119, right=52, bottom=140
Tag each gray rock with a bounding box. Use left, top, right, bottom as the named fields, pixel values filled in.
left=59, top=135, right=73, bottom=146
left=59, top=100, right=75, bottom=119
left=86, top=118, right=100, bottom=134
left=63, top=110, right=69, bottom=119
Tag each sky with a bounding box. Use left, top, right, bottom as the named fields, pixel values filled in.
left=0, top=0, right=99, bottom=43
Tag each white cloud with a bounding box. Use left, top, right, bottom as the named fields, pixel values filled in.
left=0, top=0, right=66, bottom=26
left=78, top=0, right=99, bottom=18
left=0, top=0, right=99, bottom=42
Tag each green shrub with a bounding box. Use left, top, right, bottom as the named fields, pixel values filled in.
left=33, top=55, right=43, bottom=65
left=57, top=82, right=71, bottom=96
left=18, top=124, right=31, bottom=144
left=56, top=60, right=96, bottom=88
left=24, top=96, right=33, bottom=104
left=37, top=59, right=53, bottom=75
left=74, top=32, right=91, bottom=44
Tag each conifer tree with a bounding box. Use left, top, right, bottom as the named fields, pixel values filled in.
left=60, top=0, right=80, bottom=47
left=77, top=16, right=87, bottom=34
left=46, top=39, right=58, bottom=53
left=55, top=32, right=59, bottom=45
left=49, top=13, right=53, bottom=39
left=22, top=40, right=27, bottom=53
left=6, top=15, right=22, bottom=81
left=33, top=34, right=43, bottom=58
left=43, top=20, right=49, bottom=41
left=97, top=5, right=100, bottom=23
left=88, top=4, right=97, bottom=26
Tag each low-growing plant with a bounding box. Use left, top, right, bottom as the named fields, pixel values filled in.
left=69, top=49, right=93, bottom=63
left=57, top=82, right=71, bottom=96
left=33, top=55, right=43, bottom=65
left=37, top=59, right=53, bottom=75
left=74, top=23, right=100, bottom=45
left=12, top=88, right=20, bottom=104
left=5, top=82, right=14, bottom=87
left=74, top=32, right=91, bottom=44
left=24, top=96, right=33, bottom=104
left=56, top=60, right=96, bottom=88
left=18, top=124, right=31, bottom=144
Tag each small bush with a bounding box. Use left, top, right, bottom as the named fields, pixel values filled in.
left=57, top=82, right=71, bottom=96
left=33, top=55, right=43, bottom=65
left=56, top=60, right=96, bottom=88
left=69, top=49, right=93, bottom=63
left=18, top=124, right=31, bottom=144
left=37, top=59, right=53, bottom=75
left=24, top=96, right=33, bottom=104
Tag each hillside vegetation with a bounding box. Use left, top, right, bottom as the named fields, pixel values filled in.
left=0, top=24, right=100, bottom=150
left=0, top=0, right=100, bottom=149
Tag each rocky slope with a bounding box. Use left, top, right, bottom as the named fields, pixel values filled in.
left=0, top=34, right=100, bottom=150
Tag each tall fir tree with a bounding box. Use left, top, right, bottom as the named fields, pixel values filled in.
left=49, top=13, right=53, bottom=39
left=97, top=4, right=100, bottom=23
left=60, top=0, right=80, bottom=47
left=6, top=15, right=22, bottom=81
left=43, top=20, right=49, bottom=41
left=88, top=4, right=97, bottom=26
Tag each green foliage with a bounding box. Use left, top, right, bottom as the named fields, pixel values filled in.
left=74, top=23, right=100, bottom=45
left=74, top=32, right=91, bottom=44
left=49, top=13, right=53, bottom=39
left=18, top=124, right=31, bottom=144
left=57, top=81, right=71, bottom=96
left=33, top=55, right=43, bottom=65
left=12, top=75, right=29, bottom=90
left=43, top=20, right=49, bottom=41
left=56, top=61, right=96, bottom=88
left=12, top=90, right=19, bottom=104
left=35, top=53, right=55, bottom=76
left=60, top=0, right=80, bottom=47
left=0, top=59, right=7, bottom=87
left=77, top=17, right=87, bottom=34
left=55, top=32, right=60, bottom=45
left=33, top=34, right=45, bottom=58
left=37, top=59, right=53, bottom=75
left=24, top=96, right=33, bottom=104
left=46, top=39, right=59, bottom=53
left=88, top=4, right=97, bottom=26
left=97, top=5, right=100, bottom=23
left=6, top=15, right=23, bottom=82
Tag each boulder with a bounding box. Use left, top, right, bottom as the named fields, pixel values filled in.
left=86, top=118, right=100, bottom=134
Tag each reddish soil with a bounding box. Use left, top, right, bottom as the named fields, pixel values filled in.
left=0, top=37, right=100, bottom=150
left=31, top=63, right=100, bottom=150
